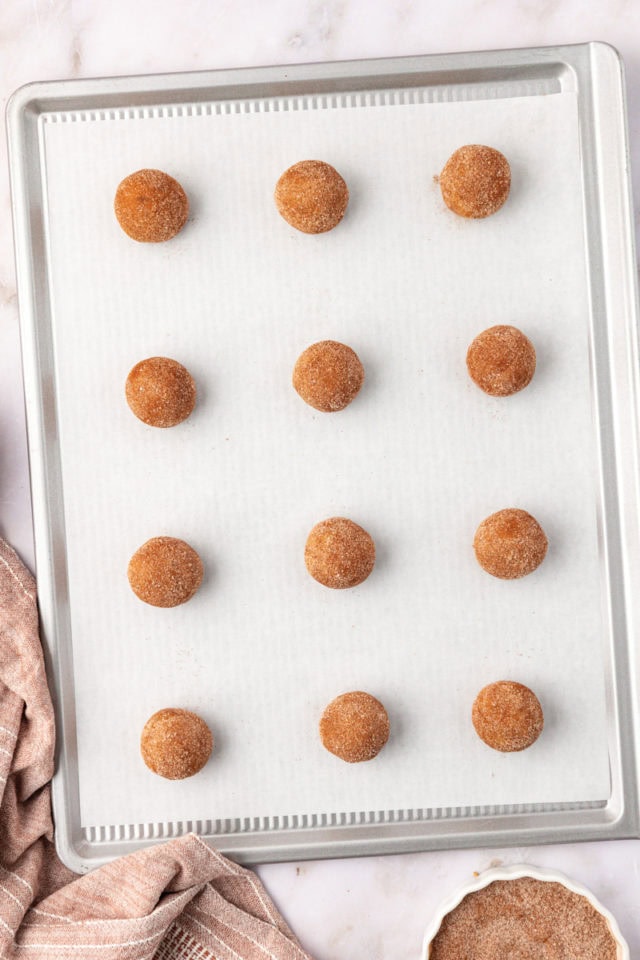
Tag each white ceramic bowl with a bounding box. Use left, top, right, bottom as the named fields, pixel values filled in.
left=422, top=863, right=629, bottom=960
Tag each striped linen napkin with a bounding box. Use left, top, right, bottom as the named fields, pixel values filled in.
left=0, top=538, right=314, bottom=960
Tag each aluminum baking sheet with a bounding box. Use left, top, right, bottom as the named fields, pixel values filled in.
left=7, top=44, right=640, bottom=871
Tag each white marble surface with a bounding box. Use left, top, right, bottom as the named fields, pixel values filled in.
left=1, top=1, right=639, bottom=957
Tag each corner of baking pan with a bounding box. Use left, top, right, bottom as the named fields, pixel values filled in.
left=5, top=80, right=52, bottom=129
left=587, top=41, right=624, bottom=70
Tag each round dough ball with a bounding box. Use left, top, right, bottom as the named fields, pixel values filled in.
left=305, top=517, right=375, bottom=589
left=320, top=691, right=390, bottom=762
left=275, top=160, right=349, bottom=234
left=128, top=536, right=203, bottom=607
left=126, top=357, right=196, bottom=427
left=141, top=708, right=213, bottom=778
left=466, top=325, right=536, bottom=397
left=440, top=145, right=510, bottom=219
left=114, top=168, right=189, bottom=242
left=474, top=508, right=547, bottom=580
left=472, top=680, right=544, bottom=752
left=293, top=340, right=364, bottom=412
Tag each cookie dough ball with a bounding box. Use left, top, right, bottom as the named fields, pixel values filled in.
left=293, top=340, right=364, bottom=412
left=320, top=691, right=390, bottom=762
left=275, top=160, right=349, bottom=234
left=467, top=325, right=536, bottom=397
left=440, top=145, right=510, bottom=219
left=474, top=508, right=547, bottom=580
left=114, top=169, right=189, bottom=242
left=305, top=517, right=375, bottom=589
left=141, top=708, right=213, bottom=778
left=472, top=681, right=544, bottom=752
left=126, top=357, right=196, bottom=427
left=128, top=536, right=203, bottom=607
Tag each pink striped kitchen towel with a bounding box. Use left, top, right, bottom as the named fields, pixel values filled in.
left=0, top=537, right=314, bottom=960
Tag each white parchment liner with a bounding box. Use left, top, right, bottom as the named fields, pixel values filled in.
left=40, top=89, right=611, bottom=828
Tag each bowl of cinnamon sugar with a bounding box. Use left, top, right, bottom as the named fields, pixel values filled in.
left=422, top=863, right=629, bottom=960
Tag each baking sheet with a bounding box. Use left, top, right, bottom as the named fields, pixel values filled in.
left=39, top=88, right=610, bottom=830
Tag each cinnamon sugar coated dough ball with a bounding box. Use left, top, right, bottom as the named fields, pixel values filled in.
left=467, top=325, right=536, bottom=397
left=128, top=537, right=203, bottom=607
left=474, top=508, right=547, bottom=579
left=320, top=691, right=390, bottom=762
left=440, top=145, right=511, bottom=218
left=126, top=357, right=196, bottom=427
left=140, top=708, right=213, bottom=779
left=293, top=340, right=364, bottom=412
left=305, top=517, right=375, bottom=589
left=114, top=169, right=188, bottom=242
left=275, top=160, right=349, bottom=233
left=472, top=681, right=544, bottom=752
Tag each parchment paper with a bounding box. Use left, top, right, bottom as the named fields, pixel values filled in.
left=40, top=88, right=611, bottom=829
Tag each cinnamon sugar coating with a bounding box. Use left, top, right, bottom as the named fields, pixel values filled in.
left=472, top=681, right=544, bottom=752
left=128, top=536, right=203, bottom=607
left=305, top=517, right=375, bottom=589
left=126, top=357, right=196, bottom=427
left=429, top=877, right=618, bottom=960
left=440, top=145, right=510, bottom=219
left=467, top=325, right=536, bottom=397
left=114, top=169, right=188, bottom=242
left=275, top=160, right=349, bottom=234
left=140, top=708, right=213, bottom=779
left=474, top=508, right=547, bottom=579
left=320, top=691, right=389, bottom=763
left=293, top=340, right=364, bottom=412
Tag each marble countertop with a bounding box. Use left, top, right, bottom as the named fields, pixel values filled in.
left=1, top=1, right=639, bottom=957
